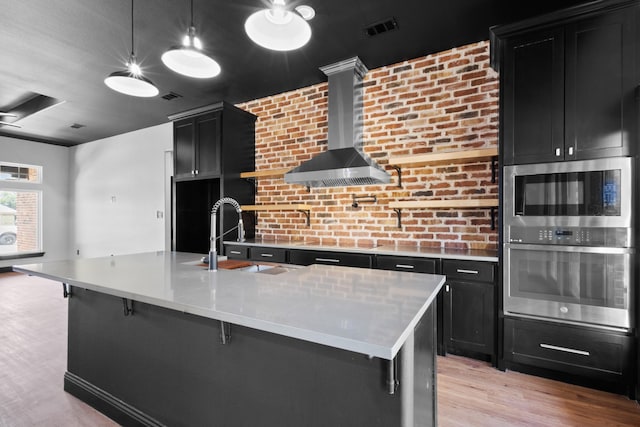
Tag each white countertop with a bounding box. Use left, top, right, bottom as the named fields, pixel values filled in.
left=14, top=251, right=444, bottom=360
left=226, top=239, right=499, bottom=262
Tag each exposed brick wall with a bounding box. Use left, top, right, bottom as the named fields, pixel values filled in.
left=16, top=191, right=38, bottom=251
left=237, top=41, right=498, bottom=250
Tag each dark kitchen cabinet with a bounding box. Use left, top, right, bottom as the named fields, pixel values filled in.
left=174, top=112, right=221, bottom=180
left=288, top=249, right=372, bottom=268
left=170, top=102, right=256, bottom=253
left=249, top=246, right=288, bottom=263
left=374, top=255, right=439, bottom=274
left=496, top=2, right=638, bottom=165
left=225, top=244, right=249, bottom=260
left=503, top=316, right=634, bottom=396
left=441, top=260, right=496, bottom=363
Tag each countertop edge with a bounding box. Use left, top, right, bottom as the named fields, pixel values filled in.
left=224, top=240, right=499, bottom=262
left=13, top=260, right=444, bottom=360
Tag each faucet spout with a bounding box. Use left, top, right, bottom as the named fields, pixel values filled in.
left=209, top=197, right=244, bottom=271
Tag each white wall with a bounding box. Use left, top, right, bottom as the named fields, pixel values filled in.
left=0, top=136, right=70, bottom=268
left=69, top=123, right=172, bottom=258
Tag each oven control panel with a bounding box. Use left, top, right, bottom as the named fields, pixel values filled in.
left=508, top=226, right=631, bottom=247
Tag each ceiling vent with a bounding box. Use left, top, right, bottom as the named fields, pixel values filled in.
left=364, top=17, right=399, bottom=37
left=70, top=123, right=86, bottom=129
left=161, top=91, right=183, bottom=101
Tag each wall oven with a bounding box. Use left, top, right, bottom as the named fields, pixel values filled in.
left=503, top=157, right=634, bottom=330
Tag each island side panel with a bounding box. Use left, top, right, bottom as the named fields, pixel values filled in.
left=412, top=302, right=437, bottom=426
left=65, top=287, right=422, bottom=427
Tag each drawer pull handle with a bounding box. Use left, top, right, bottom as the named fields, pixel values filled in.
left=260, top=253, right=274, bottom=258
left=229, top=250, right=241, bottom=255
left=540, top=343, right=590, bottom=356
left=395, top=264, right=415, bottom=269
left=315, top=258, right=340, bottom=263
left=456, top=269, right=478, bottom=275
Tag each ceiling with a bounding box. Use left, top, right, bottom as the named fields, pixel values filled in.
left=0, top=0, right=591, bottom=147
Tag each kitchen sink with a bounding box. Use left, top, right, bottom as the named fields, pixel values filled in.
left=238, top=263, right=301, bottom=275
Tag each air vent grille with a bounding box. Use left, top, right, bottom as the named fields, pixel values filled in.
left=70, top=123, right=85, bottom=129
left=364, top=18, right=399, bottom=37
left=161, top=92, right=183, bottom=101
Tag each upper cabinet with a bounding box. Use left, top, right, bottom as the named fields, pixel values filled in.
left=174, top=112, right=221, bottom=180
left=169, top=102, right=256, bottom=181
left=494, top=1, right=638, bottom=165
left=169, top=102, right=256, bottom=253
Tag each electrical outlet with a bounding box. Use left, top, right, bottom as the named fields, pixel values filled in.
left=157, top=211, right=163, bottom=219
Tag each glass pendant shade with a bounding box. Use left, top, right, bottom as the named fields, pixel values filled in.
left=245, top=1, right=313, bottom=51
left=104, top=0, right=158, bottom=97
left=104, top=63, right=159, bottom=97
left=161, top=26, right=221, bottom=78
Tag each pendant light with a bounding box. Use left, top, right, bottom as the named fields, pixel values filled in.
left=245, top=0, right=315, bottom=52
left=104, top=0, right=159, bottom=97
left=161, top=0, right=221, bottom=78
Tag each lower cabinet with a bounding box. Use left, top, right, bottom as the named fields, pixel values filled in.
left=248, top=246, right=287, bottom=263
left=288, top=249, right=372, bottom=268
left=224, top=243, right=497, bottom=364
left=225, top=244, right=249, bottom=259
left=442, top=260, right=496, bottom=363
left=374, top=255, right=439, bottom=273
left=503, top=316, right=634, bottom=394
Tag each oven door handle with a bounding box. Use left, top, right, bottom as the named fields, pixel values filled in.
left=504, top=243, right=634, bottom=255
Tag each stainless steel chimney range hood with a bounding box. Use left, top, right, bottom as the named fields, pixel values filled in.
left=284, top=57, right=391, bottom=188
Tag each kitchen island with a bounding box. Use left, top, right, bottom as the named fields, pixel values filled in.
left=14, top=251, right=444, bottom=427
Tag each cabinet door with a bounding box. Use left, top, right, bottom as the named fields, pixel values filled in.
left=174, top=119, right=195, bottom=180
left=375, top=255, right=439, bottom=273
left=289, top=250, right=372, bottom=268
left=565, top=8, right=636, bottom=160
left=502, top=27, right=565, bottom=165
left=225, top=245, right=249, bottom=260
left=195, top=113, right=221, bottom=178
left=504, top=317, right=632, bottom=382
left=249, top=247, right=287, bottom=263
left=443, top=280, right=494, bottom=357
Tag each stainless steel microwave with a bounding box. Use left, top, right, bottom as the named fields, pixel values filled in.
left=504, top=157, right=634, bottom=232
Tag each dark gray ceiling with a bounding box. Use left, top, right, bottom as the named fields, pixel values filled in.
left=0, top=0, right=590, bottom=146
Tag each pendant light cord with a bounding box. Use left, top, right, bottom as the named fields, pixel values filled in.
left=190, top=0, right=194, bottom=27
left=130, top=0, right=135, bottom=57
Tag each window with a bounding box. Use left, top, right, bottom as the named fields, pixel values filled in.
left=0, top=162, right=42, bottom=255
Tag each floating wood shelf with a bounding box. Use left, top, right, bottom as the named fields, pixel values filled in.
left=240, top=168, right=290, bottom=179
left=241, top=204, right=311, bottom=211
left=241, top=204, right=311, bottom=226
left=389, top=147, right=499, bottom=187
left=389, top=198, right=498, bottom=229
left=389, top=199, right=498, bottom=209
left=388, top=147, right=498, bottom=166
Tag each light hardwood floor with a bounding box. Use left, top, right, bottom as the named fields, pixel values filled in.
left=1, top=271, right=639, bottom=426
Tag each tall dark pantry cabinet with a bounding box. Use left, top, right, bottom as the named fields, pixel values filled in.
left=169, top=102, right=256, bottom=254
left=492, top=0, right=640, bottom=399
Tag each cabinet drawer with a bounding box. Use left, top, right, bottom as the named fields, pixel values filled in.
left=289, top=250, right=372, bottom=268
left=225, top=245, right=249, bottom=260
left=504, top=317, right=632, bottom=379
left=442, top=260, right=495, bottom=282
left=249, top=247, right=287, bottom=263
left=375, top=255, right=439, bottom=273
